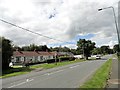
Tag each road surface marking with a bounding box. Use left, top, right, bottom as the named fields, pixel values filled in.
left=70, top=65, right=79, bottom=68
left=8, top=79, right=34, bottom=88
left=44, top=69, right=64, bottom=76
left=8, top=82, right=26, bottom=88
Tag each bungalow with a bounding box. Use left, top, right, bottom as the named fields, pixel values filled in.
left=11, top=51, right=56, bottom=64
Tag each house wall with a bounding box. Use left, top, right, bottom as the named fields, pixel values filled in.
left=12, top=56, right=22, bottom=63
left=12, top=55, right=54, bottom=64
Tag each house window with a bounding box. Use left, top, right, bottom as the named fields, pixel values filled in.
left=35, top=56, right=38, bottom=60
left=16, top=57, right=21, bottom=63
left=49, top=56, right=53, bottom=59
left=40, top=56, right=43, bottom=60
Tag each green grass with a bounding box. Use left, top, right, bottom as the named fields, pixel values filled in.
left=1, top=59, right=84, bottom=78
left=31, top=59, right=84, bottom=69
left=1, top=67, right=34, bottom=78
left=80, top=59, right=112, bottom=89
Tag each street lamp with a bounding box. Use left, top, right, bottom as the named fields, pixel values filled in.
left=98, top=6, right=120, bottom=53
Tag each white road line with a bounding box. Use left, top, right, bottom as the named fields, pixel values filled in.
left=8, top=82, right=26, bottom=88
left=54, top=69, right=64, bottom=73
left=8, top=79, right=34, bottom=88
left=70, top=65, right=80, bottom=68
left=44, top=69, right=64, bottom=76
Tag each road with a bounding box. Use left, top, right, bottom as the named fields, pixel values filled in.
left=2, top=55, right=111, bottom=88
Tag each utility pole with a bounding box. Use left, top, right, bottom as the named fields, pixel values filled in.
left=98, top=6, right=120, bottom=57
left=55, top=51, right=57, bottom=65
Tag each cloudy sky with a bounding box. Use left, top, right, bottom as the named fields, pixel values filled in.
left=0, top=0, right=119, bottom=49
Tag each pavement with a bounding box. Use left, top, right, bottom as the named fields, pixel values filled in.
left=1, top=55, right=111, bottom=89
left=107, top=58, right=120, bottom=90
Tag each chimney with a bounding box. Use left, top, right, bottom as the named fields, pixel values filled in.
left=46, top=49, right=48, bottom=52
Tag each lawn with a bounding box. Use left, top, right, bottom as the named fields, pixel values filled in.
left=1, top=59, right=84, bottom=78
left=80, top=59, right=112, bottom=89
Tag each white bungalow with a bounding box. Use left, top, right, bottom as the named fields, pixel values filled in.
left=11, top=51, right=55, bottom=64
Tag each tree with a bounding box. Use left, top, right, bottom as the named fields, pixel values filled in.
left=70, top=49, right=77, bottom=55
left=113, top=44, right=119, bottom=53
left=1, top=37, right=13, bottom=70
left=41, top=45, right=49, bottom=51
left=21, top=46, right=30, bottom=51
left=91, top=47, right=101, bottom=55
left=77, top=39, right=95, bottom=60
left=21, top=44, right=50, bottom=51
left=100, top=46, right=111, bottom=55
left=76, top=48, right=83, bottom=55
left=50, top=46, right=71, bottom=52
left=13, top=45, right=22, bottom=51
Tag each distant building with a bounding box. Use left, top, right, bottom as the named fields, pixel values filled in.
left=11, top=51, right=74, bottom=64
left=74, top=55, right=83, bottom=59
left=11, top=51, right=55, bottom=64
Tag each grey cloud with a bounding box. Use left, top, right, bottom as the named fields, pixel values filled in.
left=0, top=0, right=119, bottom=48
left=66, top=2, right=117, bottom=40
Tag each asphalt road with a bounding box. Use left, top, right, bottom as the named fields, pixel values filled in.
left=2, top=55, right=111, bottom=88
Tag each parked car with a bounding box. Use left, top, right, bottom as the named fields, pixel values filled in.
left=91, top=55, right=101, bottom=59
left=95, top=55, right=101, bottom=59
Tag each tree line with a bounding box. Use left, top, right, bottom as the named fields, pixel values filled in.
left=1, top=37, right=119, bottom=70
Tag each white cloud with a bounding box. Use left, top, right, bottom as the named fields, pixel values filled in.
left=0, top=0, right=119, bottom=48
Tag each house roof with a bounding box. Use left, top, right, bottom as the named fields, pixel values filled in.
left=13, top=51, right=56, bottom=57
left=13, top=51, right=74, bottom=57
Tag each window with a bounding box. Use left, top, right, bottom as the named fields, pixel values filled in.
left=40, top=56, right=43, bottom=60
left=16, top=57, right=21, bottom=63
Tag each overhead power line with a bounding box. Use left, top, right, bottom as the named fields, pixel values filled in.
left=0, top=18, right=73, bottom=44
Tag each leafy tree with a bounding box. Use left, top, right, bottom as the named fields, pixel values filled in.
left=113, top=44, right=119, bottom=53
left=1, top=37, right=13, bottom=70
left=77, top=39, right=95, bottom=60
left=29, top=44, right=38, bottom=51
left=70, top=49, right=77, bottom=55
left=61, top=47, right=71, bottom=52
left=21, top=46, right=30, bottom=51
left=100, top=46, right=111, bottom=55
left=109, top=49, right=113, bottom=54
left=91, top=47, right=101, bottom=55
left=13, top=45, right=22, bottom=51
left=40, top=45, right=49, bottom=51
left=21, top=44, right=50, bottom=51
left=50, top=46, right=71, bottom=52
left=76, top=48, right=83, bottom=55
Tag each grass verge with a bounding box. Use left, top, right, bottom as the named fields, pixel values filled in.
left=1, top=59, right=84, bottom=78
left=31, top=59, right=84, bottom=69
left=1, top=67, right=34, bottom=78
left=80, top=59, right=112, bottom=89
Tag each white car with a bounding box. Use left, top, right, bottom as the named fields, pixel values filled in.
left=95, top=55, right=101, bottom=59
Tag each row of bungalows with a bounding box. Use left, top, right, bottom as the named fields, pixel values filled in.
left=11, top=51, right=56, bottom=64
left=11, top=51, right=74, bottom=64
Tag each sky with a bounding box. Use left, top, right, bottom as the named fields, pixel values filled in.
left=0, top=0, right=119, bottom=49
